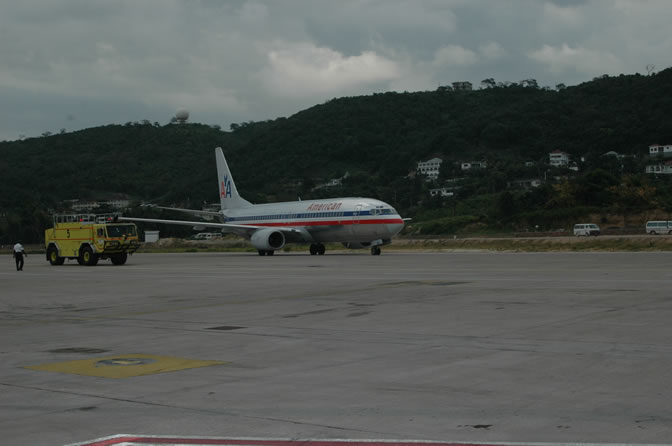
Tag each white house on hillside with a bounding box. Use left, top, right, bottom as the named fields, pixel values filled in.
left=646, top=160, right=672, bottom=174
left=649, top=144, right=672, bottom=157
left=67, top=199, right=130, bottom=211
left=549, top=150, right=570, bottom=167
left=417, top=158, right=443, bottom=180
left=461, top=161, right=487, bottom=170
left=429, top=187, right=454, bottom=197
left=452, top=81, right=473, bottom=91
left=507, top=179, right=542, bottom=189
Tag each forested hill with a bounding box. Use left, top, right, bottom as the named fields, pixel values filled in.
left=2, top=68, right=672, bottom=243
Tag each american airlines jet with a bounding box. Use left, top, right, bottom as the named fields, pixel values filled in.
left=120, top=148, right=407, bottom=255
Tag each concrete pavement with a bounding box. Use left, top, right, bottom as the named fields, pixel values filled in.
left=1, top=251, right=671, bottom=445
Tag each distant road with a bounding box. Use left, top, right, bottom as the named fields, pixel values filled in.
left=393, top=233, right=672, bottom=251
left=400, top=233, right=668, bottom=241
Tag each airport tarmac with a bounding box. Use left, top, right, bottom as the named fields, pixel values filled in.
left=1, top=251, right=671, bottom=445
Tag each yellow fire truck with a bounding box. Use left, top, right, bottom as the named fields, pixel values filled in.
left=45, top=213, right=141, bottom=266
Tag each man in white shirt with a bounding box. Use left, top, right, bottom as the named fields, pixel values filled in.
left=13, top=241, right=27, bottom=271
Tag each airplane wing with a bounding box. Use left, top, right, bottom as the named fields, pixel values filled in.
left=117, top=216, right=310, bottom=240
left=142, top=205, right=222, bottom=219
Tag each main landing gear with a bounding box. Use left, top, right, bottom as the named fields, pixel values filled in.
left=309, top=243, right=326, bottom=255
left=258, top=250, right=275, bottom=256
left=370, top=246, right=381, bottom=256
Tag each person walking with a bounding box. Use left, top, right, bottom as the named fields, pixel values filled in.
left=13, top=241, right=27, bottom=271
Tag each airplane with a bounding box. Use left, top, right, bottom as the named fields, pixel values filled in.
left=120, top=147, right=407, bottom=256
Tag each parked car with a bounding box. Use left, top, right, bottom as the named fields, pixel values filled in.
left=645, top=221, right=672, bottom=235
left=573, top=223, right=600, bottom=236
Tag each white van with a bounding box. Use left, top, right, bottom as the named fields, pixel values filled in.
left=645, top=221, right=672, bottom=235
left=573, top=223, right=600, bottom=236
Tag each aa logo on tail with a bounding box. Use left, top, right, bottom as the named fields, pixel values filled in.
left=220, top=176, right=232, bottom=198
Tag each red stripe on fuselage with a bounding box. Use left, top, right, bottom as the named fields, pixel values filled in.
left=236, top=218, right=404, bottom=227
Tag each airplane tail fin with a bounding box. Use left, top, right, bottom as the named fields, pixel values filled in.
left=215, top=147, right=252, bottom=210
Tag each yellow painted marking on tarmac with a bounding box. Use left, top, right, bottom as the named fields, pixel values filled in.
left=25, top=353, right=226, bottom=379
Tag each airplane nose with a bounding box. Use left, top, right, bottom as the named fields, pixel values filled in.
left=388, top=222, right=404, bottom=236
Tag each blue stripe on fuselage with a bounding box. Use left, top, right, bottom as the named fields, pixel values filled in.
left=224, top=209, right=395, bottom=223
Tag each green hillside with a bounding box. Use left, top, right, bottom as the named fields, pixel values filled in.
left=3, top=68, right=672, bottom=243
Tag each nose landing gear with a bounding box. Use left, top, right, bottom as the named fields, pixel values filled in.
left=371, top=246, right=381, bottom=256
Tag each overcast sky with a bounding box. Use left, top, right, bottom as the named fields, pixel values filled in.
left=1, top=0, right=671, bottom=141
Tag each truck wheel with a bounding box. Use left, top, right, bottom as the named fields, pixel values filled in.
left=111, top=253, right=128, bottom=265
left=47, top=245, right=65, bottom=265
left=80, top=246, right=98, bottom=266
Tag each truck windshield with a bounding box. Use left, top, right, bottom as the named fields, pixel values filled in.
left=106, top=225, right=137, bottom=237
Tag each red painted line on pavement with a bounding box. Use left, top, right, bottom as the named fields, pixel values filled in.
left=70, top=437, right=562, bottom=446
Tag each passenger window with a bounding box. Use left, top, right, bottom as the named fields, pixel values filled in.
left=97, top=228, right=104, bottom=237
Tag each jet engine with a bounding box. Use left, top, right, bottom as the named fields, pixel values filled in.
left=251, top=228, right=285, bottom=251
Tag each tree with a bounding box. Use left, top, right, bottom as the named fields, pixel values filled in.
left=495, top=191, right=516, bottom=219
left=546, top=180, right=577, bottom=208
left=480, top=78, right=496, bottom=89
left=609, top=175, right=657, bottom=226
left=521, top=79, right=538, bottom=89
left=575, top=169, right=618, bottom=206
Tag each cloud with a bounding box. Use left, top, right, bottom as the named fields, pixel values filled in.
left=364, top=0, right=459, bottom=34
left=238, top=1, right=270, bottom=25
left=433, top=45, right=479, bottom=67
left=549, top=0, right=587, bottom=5
left=478, top=42, right=507, bottom=61
left=543, top=1, right=586, bottom=28
left=258, top=41, right=400, bottom=97
left=2, top=0, right=672, bottom=141
left=528, top=43, right=623, bottom=76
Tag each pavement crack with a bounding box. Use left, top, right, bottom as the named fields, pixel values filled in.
left=0, top=382, right=415, bottom=439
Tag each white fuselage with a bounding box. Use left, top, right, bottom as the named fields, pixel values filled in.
left=222, top=197, right=404, bottom=243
